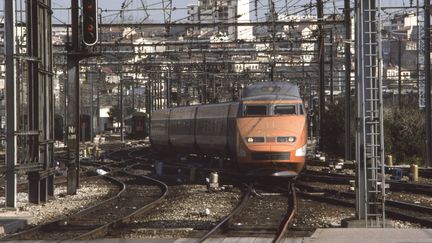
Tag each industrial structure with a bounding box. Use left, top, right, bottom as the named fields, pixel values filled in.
left=0, top=0, right=431, bottom=230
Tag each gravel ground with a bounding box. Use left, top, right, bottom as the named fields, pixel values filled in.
left=295, top=197, right=353, bottom=228
left=0, top=177, right=117, bottom=226
left=295, top=197, right=421, bottom=229
left=1, top=150, right=424, bottom=240
left=387, top=191, right=432, bottom=205
left=116, top=184, right=241, bottom=239
left=304, top=168, right=432, bottom=208
left=296, top=182, right=424, bottom=229
left=306, top=164, right=432, bottom=185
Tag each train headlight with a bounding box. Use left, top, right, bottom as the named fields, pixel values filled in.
left=295, top=144, right=307, bottom=157
left=246, top=137, right=265, bottom=143
left=277, top=136, right=296, bottom=143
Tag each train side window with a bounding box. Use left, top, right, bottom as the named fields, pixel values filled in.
left=245, top=105, right=267, bottom=116
left=274, top=105, right=296, bottom=115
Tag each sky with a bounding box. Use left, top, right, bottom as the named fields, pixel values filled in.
left=48, top=0, right=418, bottom=24
left=0, top=0, right=423, bottom=24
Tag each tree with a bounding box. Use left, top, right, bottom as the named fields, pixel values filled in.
left=384, top=95, right=425, bottom=165
left=108, top=105, right=136, bottom=123
left=320, top=98, right=355, bottom=158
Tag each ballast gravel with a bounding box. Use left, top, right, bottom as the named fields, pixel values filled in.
left=0, top=177, right=117, bottom=226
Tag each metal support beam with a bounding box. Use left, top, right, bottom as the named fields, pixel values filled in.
left=90, top=71, right=94, bottom=139
left=425, top=0, right=432, bottom=167
left=330, top=29, right=334, bottom=104
left=417, top=0, right=425, bottom=108
left=268, top=0, right=277, bottom=81
left=120, top=76, right=124, bottom=142
left=398, top=37, right=402, bottom=108
left=318, top=0, right=325, bottom=150
left=5, top=0, right=17, bottom=208
left=66, top=0, right=80, bottom=194
left=47, top=0, right=56, bottom=198
left=344, top=0, right=352, bottom=161
left=355, top=0, right=386, bottom=227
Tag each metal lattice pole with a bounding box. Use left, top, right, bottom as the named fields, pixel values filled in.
left=417, top=0, right=425, bottom=108
left=162, top=0, right=173, bottom=35
left=356, top=0, right=385, bottom=227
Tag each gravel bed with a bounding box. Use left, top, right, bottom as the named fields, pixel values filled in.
left=295, top=197, right=421, bottom=229
left=306, top=165, right=432, bottom=185
left=302, top=181, right=351, bottom=192
left=387, top=192, right=432, bottom=205
left=230, top=193, right=287, bottom=227
left=302, top=173, right=432, bottom=208
left=296, top=182, right=425, bottom=229
left=0, top=177, right=117, bottom=226
left=294, top=197, right=353, bottom=228
left=115, top=184, right=241, bottom=239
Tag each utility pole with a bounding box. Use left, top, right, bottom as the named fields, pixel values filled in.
left=425, top=0, right=432, bottom=167
left=167, top=63, right=171, bottom=108
left=330, top=28, right=334, bottom=104
left=398, top=37, right=402, bottom=108
left=120, top=74, right=124, bottom=142
left=344, top=0, right=351, bottom=161
left=97, top=68, right=101, bottom=133
left=417, top=0, right=425, bottom=108
left=66, top=0, right=80, bottom=194
left=318, top=0, right=325, bottom=150
left=268, top=0, right=276, bottom=81
left=90, top=70, right=94, bottom=139
left=5, top=0, right=17, bottom=208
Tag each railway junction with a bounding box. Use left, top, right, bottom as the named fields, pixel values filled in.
left=2, top=0, right=432, bottom=242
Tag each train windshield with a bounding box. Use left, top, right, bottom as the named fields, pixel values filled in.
left=274, top=105, right=296, bottom=115
left=245, top=105, right=267, bottom=116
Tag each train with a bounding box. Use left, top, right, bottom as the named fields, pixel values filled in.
left=150, top=82, right=307, bottom=177
left=125, top=112, right=148, bottom=138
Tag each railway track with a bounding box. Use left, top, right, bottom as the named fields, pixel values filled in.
left=308, top=158, right=432, bottom=179
left=199, top=183, right=297, bottom=242
left=3, top=169, right=168, bottom=241
left=3, top=148, right=168, bottom=241
left=301, top=169, right=432, bottom=195
left=296, top=182, right=432, bottom=227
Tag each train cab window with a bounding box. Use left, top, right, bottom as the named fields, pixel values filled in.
left=274, top=105, right=296, bottom=115
left=245, top=105, right=267, bottom=116
left=299, top=105, right=305, bottom=115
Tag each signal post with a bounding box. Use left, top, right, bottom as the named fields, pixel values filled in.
left=67, top=0, right=98, bottom=195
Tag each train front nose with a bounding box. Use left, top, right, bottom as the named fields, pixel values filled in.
left=236, top=117, right=307, bottom=176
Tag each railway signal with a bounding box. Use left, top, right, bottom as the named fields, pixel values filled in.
left=82, top=0, right=98, bottom=46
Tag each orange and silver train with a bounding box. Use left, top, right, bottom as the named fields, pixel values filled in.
left=150, top=82, right=307, bottom=177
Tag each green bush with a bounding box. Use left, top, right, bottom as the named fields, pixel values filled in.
left=320, top=98, right=355, bottom=158
left=320, top=95, right=426, bottom=166
left=384, top=98, right=425, bottom=166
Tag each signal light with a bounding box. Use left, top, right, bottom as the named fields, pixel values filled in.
left=82, top=0, right=98, bottom=46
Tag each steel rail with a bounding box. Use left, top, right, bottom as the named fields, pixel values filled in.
left=73, top=170, right=169, bottom=240
left=1, top=174, right=126, bottom=240
left=296, top=183, right=432, bottom=227
left=2, top=147, right=158, bottom=240
left=272, top=183, right=297, bottom=243
left=301, top=170, right=432, bottom=195
left=307, top=159, right=432, bottom=178
left=197, top=184, right=252, bottom=242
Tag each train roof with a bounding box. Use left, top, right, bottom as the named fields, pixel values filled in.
left=241, top=82, right=301, bottom=101
left=125, top=112, right=147, bottom=120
